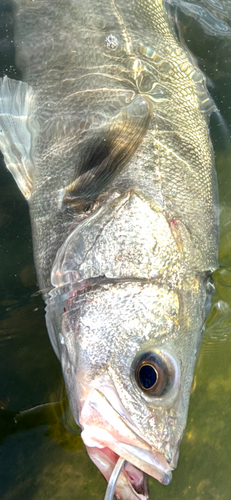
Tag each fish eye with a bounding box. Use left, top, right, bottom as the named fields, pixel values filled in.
left=134, top=352, right=169, bottom=396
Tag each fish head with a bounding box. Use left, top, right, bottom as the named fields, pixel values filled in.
left=46, top=274, right=209, bottom=499
left=45, top=191, right=212, bottom=499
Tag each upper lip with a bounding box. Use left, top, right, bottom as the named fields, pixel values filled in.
left=80, top=387, right=173, bottom=485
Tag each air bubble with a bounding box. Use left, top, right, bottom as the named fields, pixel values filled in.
left=106, top=34, right=118, bottom=49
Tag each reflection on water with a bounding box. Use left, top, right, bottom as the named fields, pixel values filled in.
left=0, top=1, right=231, bottom=499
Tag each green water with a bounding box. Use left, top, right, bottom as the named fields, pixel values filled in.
left=0, top=2, right=231, bottom=499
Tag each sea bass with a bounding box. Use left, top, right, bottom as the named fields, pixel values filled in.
left=0, top=0, right=219, bottom=498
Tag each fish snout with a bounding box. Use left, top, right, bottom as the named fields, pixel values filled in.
left=79, top=388, right=173, bottom=499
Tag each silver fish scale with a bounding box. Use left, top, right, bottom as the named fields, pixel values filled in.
left=12, top=0, right=218, bottom=291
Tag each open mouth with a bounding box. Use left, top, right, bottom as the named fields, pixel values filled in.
left=124, top=461, right=148, bottom=496
left=87, top=445, right=149, bottom=500
left=80, top=387, right=173, bottom=499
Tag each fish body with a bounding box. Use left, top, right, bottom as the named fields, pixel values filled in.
left=0, top=0, right=219, bottom=498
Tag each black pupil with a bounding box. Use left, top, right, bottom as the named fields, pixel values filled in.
left=139, top=364, right=157, bottom=389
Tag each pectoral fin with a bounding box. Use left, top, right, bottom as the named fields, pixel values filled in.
left=0, top=76, right=34, bottom=199
left=63, top=95, right=152, bottom=210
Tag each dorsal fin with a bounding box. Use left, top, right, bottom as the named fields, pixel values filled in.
left=0, top=76, right=34, bottom=199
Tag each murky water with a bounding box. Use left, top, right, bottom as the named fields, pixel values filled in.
left=0, top=1, right=231, bottom=499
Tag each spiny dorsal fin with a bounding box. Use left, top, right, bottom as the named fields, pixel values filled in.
left=0, top=76, right=34, bottom=199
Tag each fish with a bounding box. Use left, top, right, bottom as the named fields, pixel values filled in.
left=0, top=0, right=219, bottom=498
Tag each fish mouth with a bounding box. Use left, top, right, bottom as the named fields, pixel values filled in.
left=87, top=445, right=149, bottom=500
left=79, top=387, right=172, bottom=498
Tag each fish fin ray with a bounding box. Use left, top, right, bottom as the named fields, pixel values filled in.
left=0, top=76, right=34, bottom=199
left=63, top=95, right=152, bottom=211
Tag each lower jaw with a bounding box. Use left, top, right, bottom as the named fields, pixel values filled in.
left=83, top=433, right=173, bottom=485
